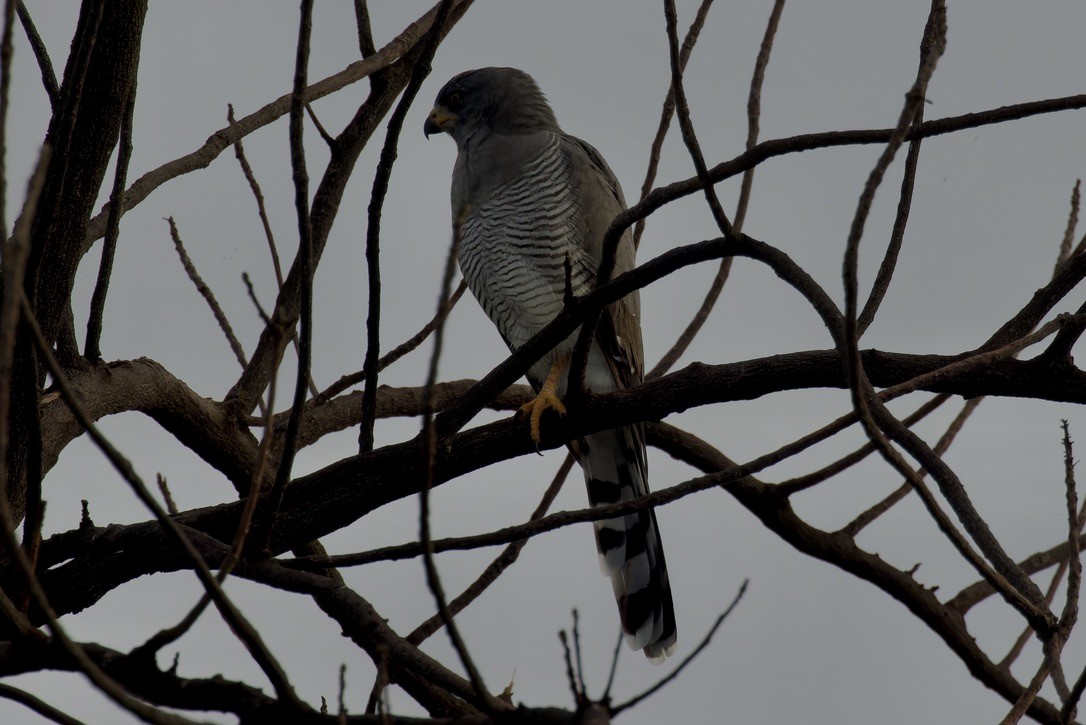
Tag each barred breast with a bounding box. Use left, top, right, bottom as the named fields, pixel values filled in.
left=457, top=134, right=596, bottom=354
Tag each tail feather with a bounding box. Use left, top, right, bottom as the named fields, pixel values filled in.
left=580, top=425, right=677, bottom=663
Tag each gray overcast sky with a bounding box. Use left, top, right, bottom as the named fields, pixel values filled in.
left=4, top=1, right=1086, bottom=723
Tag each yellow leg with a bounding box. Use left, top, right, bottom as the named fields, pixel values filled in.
left=518, top=354, right=568, bottom=445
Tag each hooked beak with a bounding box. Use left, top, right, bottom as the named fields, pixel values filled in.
left=424, top=106, right=456, bottom=138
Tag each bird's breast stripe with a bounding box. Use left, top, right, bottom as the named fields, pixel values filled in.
left=457, top=135, right=596, bottom=348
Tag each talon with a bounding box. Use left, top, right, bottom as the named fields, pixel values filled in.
left=519, top=354, right=569, bottom=446
left=519, top=390, right=567, bottom=446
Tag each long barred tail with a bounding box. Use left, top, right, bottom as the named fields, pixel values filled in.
left=579, top=424, right=677, bottom=663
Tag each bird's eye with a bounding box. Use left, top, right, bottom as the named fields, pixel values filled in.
left=446, top=91, right=463, bottom=111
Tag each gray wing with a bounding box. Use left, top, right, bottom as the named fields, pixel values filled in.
left=561, top=134, right=677, bottom=662
left=561, top=135, right=643, bottom=387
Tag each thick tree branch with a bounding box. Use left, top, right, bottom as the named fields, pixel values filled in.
left=27, top=331, right=1086, bottom=620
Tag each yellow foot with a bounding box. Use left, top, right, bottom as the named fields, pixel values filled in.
left=518, top=354, right=570, bottom=446
left=518, top=390, right=567, bottom=446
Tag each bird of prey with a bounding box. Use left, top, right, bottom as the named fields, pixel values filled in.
left=425, top=67, right=676, bottom=662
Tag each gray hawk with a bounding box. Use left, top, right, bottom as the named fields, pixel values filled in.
left=424, top=67, right=676, bottom=662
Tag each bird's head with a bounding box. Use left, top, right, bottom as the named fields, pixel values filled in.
left=424, top=67, right=559, bottom=145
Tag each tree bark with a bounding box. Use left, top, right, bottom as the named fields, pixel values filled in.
left=6, top=0, right=148, bottom=520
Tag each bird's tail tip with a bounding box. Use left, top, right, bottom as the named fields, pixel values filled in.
left=639, top=635, right=678, bottom=665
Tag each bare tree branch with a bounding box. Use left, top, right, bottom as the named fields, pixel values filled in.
left=229, top=103, right=284, bottom=288
left=5, top=6, right=1086, bottom=722
left=0, top=682, right=85, bottom=725
left=358, top=0, right=458, bottom=453
left=167, top=217, right=251, bottom=373
left=647, top=0, right=784, bottom=379
left=225, top=0, right=476, bottom=417
left=406, top=453, right=574, bottom=645
left=632, top=0, right=716, bottom=251
left=1057, top=180, right=1081, bottom=274
left=253, top=0, right=318, bottom=559
left=14, top=2, right=58, bottom=109
left=22, top=292, right=304, bottom=710
left=82, top=1, right=476, bottom=252
left=84, top=57, right=138, bottom=361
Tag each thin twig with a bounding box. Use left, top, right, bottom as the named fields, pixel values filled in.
left=605, top=95, right=1086, bottom=305
left=0, top=682, right=86, bottom=725
left=406, top=453, right=574, bottom=645
left=337, top=663, right=348, bottom=720
left=661, top=0, right=735, bottom=240
left=601, top=629, right=624, bottom=702
left=611, top=579, right=749, bottom=715
left=353, top=0, right=376, bottom=58
left=571, top=609, right=587, bottom=699
left=358, top=0, right=448, bottom=453
left=0, top=0, right=25, bottom=541
left=1057, top=420, right=1081, bottom=695
left=255, top=0, right=316, bottom=554
left=315, top=280, right=467, bottom=406
left=85, top=61, right=138, bottom=360
left=1001, top=653, right=1064, bottom=725
left=1056, top=180, right=1080, bottom=274
left=787, top=305, right=1067, bottom=491
left=779, top=393, right=950, bottom=496
left=242, top=272, right=272, bottom=325
left=558, top=630, right=582, bottom=704
left=237, top=372, right=279, bottom=557
left=167, top=218, right=251, bottom=372
left=736, top=0, right=787, bottom=232
left=856, top=32, right=931, bottom=335
left=15, top=2, right=58, bottom=108
left=588, top=0, right=738, bottom=392
left=1065, top=665, right=1086, bottom=725
left=1000, top=424, right=1086, bottom=674
left=364, top=644, right=390, bottom=715
left=304, top=103, right=335, bottom=146
left=1004, top=421, right=1082, bottom=722
left=838, top=396, right=981, bottom=536
left=156, top=473, right=177, bottom=516
left=648, top=0, right=784, bottom=379
left=229, top=100, right=323, bottom=400
left=229, top=103, right=283, bottom=288
left=281, top=445, right=770, bottom=573
left=168, top=219, right=269, bottom=413
left=632, top=0, right=715, bottom=251
left=236, top=275, right=318, bottom=403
